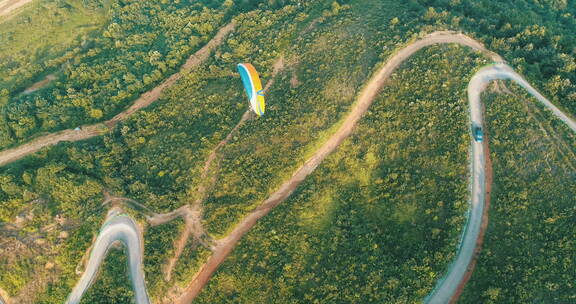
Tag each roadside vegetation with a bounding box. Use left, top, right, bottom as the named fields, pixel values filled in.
left=203, top=0, right=424, bottom=238
left=0, top=0, right=575, bottom=303
left=0, top=139, right=107, bottom=303
left=195, top=45, right=485, bottom=303
left=459, top=87, right=576, bottom=303
left=0, top=0, right=236, bottom=148
left=418, top=0, right=576, bottom=116
left=80, top=247, right=134, bottom=304
left=0, top=0, right=333, bottom=302
left=143, top=219, right=183, bottom=299
left=414, top=1, right=576, bottom=301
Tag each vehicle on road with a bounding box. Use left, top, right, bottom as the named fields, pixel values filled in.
left=472, top=123, right=483, bottom=142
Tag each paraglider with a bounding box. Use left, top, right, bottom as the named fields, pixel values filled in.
left=237, top=63, right=265, bottom=116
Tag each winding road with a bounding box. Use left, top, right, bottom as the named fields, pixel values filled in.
left=425, top=64, right=576, bottom=303
left=174, top=35, right=575, bottom=304
left=175, top=31, right=503, bottom=303
left=1, top=26, right=575, bottom=304
left=65, top=208, right=149, bottom=304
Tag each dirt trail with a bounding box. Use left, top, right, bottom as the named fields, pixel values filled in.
left=0, top=125, right=103, bottom=166
left=0, top=22, right=236, bottom=167
left=107, top=23, right=236, bottom=126
left=22, top=74, right=56, bottom=94
left=519, top=93, right=576, bottom=172
left=265, top=56, right=285, bottom=91
left=4, top=22, right=571, bottom=303
left=158, top=54, right=285, bottom=282
left=161, top=55, right=285, bottom=282
left=0, top=0, right=31, bottom=17
left=153, top=109, right=252, bottom=282
left=174, top=31, right=503, bottom=304
left=175, top=32, right=576, bottom=303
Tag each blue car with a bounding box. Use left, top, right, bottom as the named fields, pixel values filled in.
left=472, top=124, right=483, bottom=142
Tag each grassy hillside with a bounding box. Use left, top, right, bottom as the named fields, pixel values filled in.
left=195, top=45, right=486, bottom=303
left=0, top=0, right=108, bottom=94
left=0, top=0, right=575, bottom=303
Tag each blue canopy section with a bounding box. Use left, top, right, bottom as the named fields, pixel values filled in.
left=237, top=64, right=254, bottom=101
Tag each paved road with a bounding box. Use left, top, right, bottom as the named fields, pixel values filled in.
left=65, top=208, right=149, bottom=304
left=425, top=63, right=576, bottom=303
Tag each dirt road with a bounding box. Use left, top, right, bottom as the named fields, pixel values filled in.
left=0, top=22, right=236, bottom=167
left=448, top=94, right=494, bottom=304
left=174, top=31, right=503, bottom=303
left=4, top=22, right=575, bottom=303
left=426, top=64, right=576, bottom=303
left=22, top=74, right=56, bottom=94
left=154, top=55, right=284, bottom=282
left=0, top=287, right=10, bottom=304
left=65, top=208, right=149, bottom=304
left=175, top=35, right=576, bottom=303
left=0, top=125, right=103, bottom=166
left=0, top=0, right=32, bottom=18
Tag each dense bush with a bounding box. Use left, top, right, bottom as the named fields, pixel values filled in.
left=1, top=0, right=575, bottom=302
left=196, top=45, right=485, bottom=303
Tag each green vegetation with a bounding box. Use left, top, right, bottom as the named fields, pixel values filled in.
left=414, top=0, right=576, bottom=301
left=1, top=1, right=342, bottom=301
left=1, top=0, right=575, bottom=303
left=419, top=0, right=576, bottom=115
left=80, top=248, right=134, bottom=304
left=0, top=140, right=106, bottom=302
left=143, top=219, right=182, bottom=299
left=204, top=0, right=424, bottom=237
left=195, top=45, right=485, bottom=303
left=172, top=239, right=211, bottom=290
left=75, top=217, right=194, bottom=303
left=459, top=87, right=576, bottom=303
left=0, top=0, right=235, bottom=148
left=0, top=0, right=109, bottom=94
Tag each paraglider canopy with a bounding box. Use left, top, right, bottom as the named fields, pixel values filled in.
left=237, top=63, right=266, bottom=116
